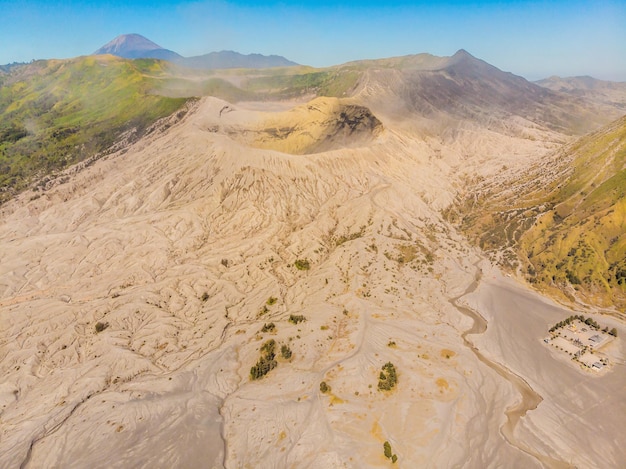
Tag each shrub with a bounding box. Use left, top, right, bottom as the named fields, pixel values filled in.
left=201, top=292, right=209, bottom=302
left=378, top=362, right=398, bottom=391
left=383, top=441, right=398, bottom=463
left=281, top=344, right=292, bottom=359
left=320, top=381, right=331, bottom=393
left=261, top=322, right=276, bottom=333
left=250, top=340, right=277, bottom=380
left=260, top=339, right=276, bottom=355
left=266, top=296, right=278, bottom=305
left=289, top=314, right=306, bottom=324
left=95, top=321, right=109, bottom=333
left=294, top=259, right=310, bottom=271
left=384, top=441, right=392, bottom=458
left=250, top=356, right=277, bottom=380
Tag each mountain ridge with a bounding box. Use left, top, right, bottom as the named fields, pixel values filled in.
left=93, top=33, right=298, bottom=69
left=93, top=33, right=183, bottom=62
left=535, top=75, right=626, bottom=111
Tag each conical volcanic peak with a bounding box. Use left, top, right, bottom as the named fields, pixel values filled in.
left=93, top=33, right=182, bottom=61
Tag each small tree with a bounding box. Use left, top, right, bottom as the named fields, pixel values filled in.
left=250, top=340, right=278, bottom=380
left=320, top=381, right=331, bottom=393
left=281, top=344, right=292, bottom=359
left=383, top=441, right=397, bottom=462
left=378, top=362, right=398, bottom=391
left=294, top=259, right=311, bottom=271
left=289, top=314, right=306, bottom=324
left=261, top=322, right=276, bottom=333
left=383, top=441, right=392, bottom=458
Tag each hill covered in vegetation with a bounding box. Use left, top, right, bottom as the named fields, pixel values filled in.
left=0, top=55, right=188, bottom=203
left=457, top=114, right=626, bottom=309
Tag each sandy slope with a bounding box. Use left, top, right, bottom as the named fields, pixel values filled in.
left=0, top=97, right=623, bottom=468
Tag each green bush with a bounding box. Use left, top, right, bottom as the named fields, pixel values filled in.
left=261, top=322, right=276, bottom=333
left=289, top=314, right=306, bottom=324
left=281, top=344, right=292, bottom=359
left=320, top=381, right=331, bottom=393
left=383, top=441, right=398, bottom=463
left=378, top=362, right=398, bottom=391
left=294, top=259, right=310, bottom=271
left=261, top=339, right=276, bottom=355
left=250, top=340, right=278, bottom=380
left=250, top=355, right=277, bottom=380
left=383, top=441, right=392, bottom=458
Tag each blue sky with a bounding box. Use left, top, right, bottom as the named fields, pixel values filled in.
left=2, top=0, right=625, bottom=80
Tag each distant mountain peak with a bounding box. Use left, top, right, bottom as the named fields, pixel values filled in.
left=94, top=34, right=162, bottom=54
left=92, top=34, right=298, bottom=69
left=447, top=49, right=481, bottom=66
left=452, top=49, right=473, bottom=58
left=93, top=34, right=182, bottom=61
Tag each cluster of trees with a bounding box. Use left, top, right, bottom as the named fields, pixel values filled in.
left=250, top=340, right=278, bottom=380
left=550, top=315, right=594, bottom=333
left=378, top=362, right=398, bottom=391
left=549, top=314, right=617, bottom=337
left=280, top=344, right=292, bottom=359
left=289, top=314, right=306, bottom=324
left=261, top=322, right=275, bottom=333
left=250, top=339, right=295, bottom=380
left=383, top=441, right=398, bottom=463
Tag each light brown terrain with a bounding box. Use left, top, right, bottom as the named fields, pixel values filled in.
left=1, top=52, right=625, bottom=468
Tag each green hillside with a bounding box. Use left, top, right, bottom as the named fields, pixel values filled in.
left=0, top=55, right=187, bottom=203
left=155, top=66, right=361, bottom=101
left=459, top=115, right=626, bottom=308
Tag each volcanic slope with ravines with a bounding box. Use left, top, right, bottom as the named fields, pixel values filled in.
left=1, top=48, right=625, bottom=469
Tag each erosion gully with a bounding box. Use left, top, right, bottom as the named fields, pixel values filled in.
left=450, top=263, right=571, bottom=469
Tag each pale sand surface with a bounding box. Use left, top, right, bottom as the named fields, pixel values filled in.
left=0, top=97, right=623, bottom=468
left=461, top=263, right=626, bottom=468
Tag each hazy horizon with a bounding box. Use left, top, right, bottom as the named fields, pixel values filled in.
left=2, top=0, right=625, bottom=81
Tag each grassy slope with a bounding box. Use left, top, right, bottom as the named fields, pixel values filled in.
left=155, top=66, right=362, bottom=101
left=0, top=55, right=187, bottom=203
left=462, top=115, right=626, bottom=308
left=243, top=68, right=361, bottom=99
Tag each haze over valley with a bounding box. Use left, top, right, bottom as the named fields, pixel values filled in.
left=1, top=23, right=625, bottom=469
